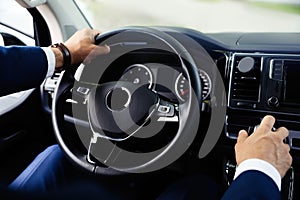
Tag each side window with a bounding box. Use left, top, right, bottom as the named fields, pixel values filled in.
left=0, top=1, right=36, bottom=115
left=0, top=0, right=34, bottom=45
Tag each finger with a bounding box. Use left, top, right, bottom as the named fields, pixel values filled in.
left=237, top=130, right=248, bottom=143
left=276, top=127, right=289, bottom=140
left=283, top=143, right=290, bottom=152
left=92, top=29, right=101, bottom=42
left=288, top=154, right=293, bottom=166
left=258, top=115, right=275, bottom=133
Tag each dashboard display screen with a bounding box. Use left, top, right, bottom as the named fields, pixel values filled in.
left=284, top=60, right=300, bottom=105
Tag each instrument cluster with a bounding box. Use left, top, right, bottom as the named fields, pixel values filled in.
left=120, top=64, right=211, bottom=102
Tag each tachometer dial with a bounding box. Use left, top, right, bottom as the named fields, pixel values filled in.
left=120, top=64, right=153, bottom=89
left=175, top=74, right=189, bottom=102
left=175, top=69, right=211, bottom=102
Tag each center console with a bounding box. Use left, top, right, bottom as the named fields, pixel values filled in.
left=226, top=53, right=300, bottom=150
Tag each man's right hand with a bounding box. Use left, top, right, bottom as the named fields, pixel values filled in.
left=235, top=115, right=292, bottom=178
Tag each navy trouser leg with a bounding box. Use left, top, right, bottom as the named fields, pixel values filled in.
left=8, top=144, right=220, bottom=200
left=8, top=144, right=69, bottom=192
left=7, top=145, right=128, bottom=200
left=157, top=174, right=219, bottom=200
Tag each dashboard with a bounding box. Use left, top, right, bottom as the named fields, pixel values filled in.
left=42, top=27, right=300, bottom=154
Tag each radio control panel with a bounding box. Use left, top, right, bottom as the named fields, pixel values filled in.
left=226, top=53, right=300, bottom=150
left=228, top=53, right=300, bottom=114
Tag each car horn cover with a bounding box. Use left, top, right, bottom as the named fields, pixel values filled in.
left=88, top=81, right=158, bottom=140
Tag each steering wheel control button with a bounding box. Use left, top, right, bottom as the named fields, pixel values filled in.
left=158, top=105, right=170, bottom=114
left=77, top=87, right=90, bottom=95
left=237, top=57, right=255, bottom=73
left=267, top=96, right=279, bottom=108
left=106, top=87, right=130, bottom=111
left=157, top=100, right=175, bottom=117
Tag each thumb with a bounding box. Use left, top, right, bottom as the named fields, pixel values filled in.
left=237, top=130, right=248, bottom=143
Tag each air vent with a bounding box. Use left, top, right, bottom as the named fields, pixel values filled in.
left=44, top=72, right=61, bottom=97
left=231, top=56, right=261, bottom=105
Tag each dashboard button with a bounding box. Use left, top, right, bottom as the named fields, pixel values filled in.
left=236, top=102, right=256, bottom=108
left=267, top=96, right=279, bottom=108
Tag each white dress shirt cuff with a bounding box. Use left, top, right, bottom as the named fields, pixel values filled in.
left=234, top=158, right=281, bottom=191
left=41, top=47, right=55, bottom=78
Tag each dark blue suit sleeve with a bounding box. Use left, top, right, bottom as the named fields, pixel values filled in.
left=221, top=170, right=280, bottom=200
left=0, top=46, right=48, bottom=96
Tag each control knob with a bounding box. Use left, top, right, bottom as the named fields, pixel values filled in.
left=267, top=96, right=279, bottom=108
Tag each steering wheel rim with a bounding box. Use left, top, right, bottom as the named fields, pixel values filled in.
left=52, top=27, right=202, bottom=175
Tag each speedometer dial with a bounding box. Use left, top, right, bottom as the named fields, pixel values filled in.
left=175, top=69, right=211, bottom=102
left=120, top=64, right=153, bottom=89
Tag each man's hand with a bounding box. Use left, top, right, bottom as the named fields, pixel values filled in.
left=235, top=115, right=292, bottom=178
left=64, top=28, right=110, bottom=65
left=53, top=29, right=110, bottom=69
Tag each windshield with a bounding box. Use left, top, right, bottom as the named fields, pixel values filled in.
left=75, top=0, right=300, bottom=33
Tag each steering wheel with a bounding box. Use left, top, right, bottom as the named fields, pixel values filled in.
left=52, top=27, right=202, bottom=175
